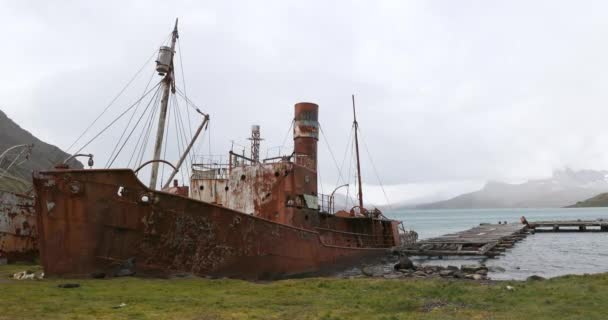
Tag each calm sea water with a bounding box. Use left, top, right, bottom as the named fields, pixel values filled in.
left=384, top=208, right=608, bottom=280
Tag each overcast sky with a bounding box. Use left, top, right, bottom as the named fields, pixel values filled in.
left=2, top=1, right=608, bottom=205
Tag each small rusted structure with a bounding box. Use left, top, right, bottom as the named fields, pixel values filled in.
left=0, top=191, right=36, bottom=262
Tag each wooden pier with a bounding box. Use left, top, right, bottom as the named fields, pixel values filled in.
left=400, top=217, right=608, bottom=258
left=529, top=219, right=608, bottom=232
left=400, top=223, right=530, bottom=258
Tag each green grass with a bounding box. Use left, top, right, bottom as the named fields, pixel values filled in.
left=0, top=263, right=606, bottom=319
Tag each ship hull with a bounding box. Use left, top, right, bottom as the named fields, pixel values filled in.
left=0, top=191, right=37, bottom=262
left=33, top=169, right=393, bottom=279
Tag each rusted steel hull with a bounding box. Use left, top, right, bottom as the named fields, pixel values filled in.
left=33, top=169, right=394, bottom=279
left=0, top=190, right=37, bottom=262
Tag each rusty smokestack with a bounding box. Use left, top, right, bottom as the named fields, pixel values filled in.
left=293, top=102, right=319, bottom=171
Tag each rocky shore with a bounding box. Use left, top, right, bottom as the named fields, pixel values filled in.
left=339, top=255, right=513, bottom=281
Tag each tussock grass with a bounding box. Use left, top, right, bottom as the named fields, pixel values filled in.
left=0, top=263, right=606, bottom=319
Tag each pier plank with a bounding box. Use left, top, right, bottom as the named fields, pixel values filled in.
left=400, top=223, right=528, bottom=257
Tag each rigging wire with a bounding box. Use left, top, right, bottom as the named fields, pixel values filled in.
left=319, top=125, right=348, bottom=187
left=173, top=93, right=192, bottom=181
left=346, top=126, right=355, bottom=209
left=160, top=94, right=173, bottom=187
left=175, top=87, right=205, bottom=115
left=64, top=45, right=163, bottom=155
left=172, top=97, right=187, bottom=185
left=177, top=39, right=194, bottom=142
left=358, top=127, right=393, bottom=209
left=136, top=90, right=162, bottom=170
left=336, top=126, right=354, bottom=185
left=71, top=82, right=162, bottom=158
left=127, top=91, right=160, bottom=168
left=105, top=68, right=157, bottom=167
left=106, top=86, right=162, bottom=168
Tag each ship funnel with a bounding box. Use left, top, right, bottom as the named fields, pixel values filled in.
left=293, top=102, right=319, bottom=171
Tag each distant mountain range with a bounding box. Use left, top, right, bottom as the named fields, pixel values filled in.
left=566, top=193, right=608, bottom=208
left=0, top=109, right=82, bottom=192
left=407, top=169, right=608, bottom=209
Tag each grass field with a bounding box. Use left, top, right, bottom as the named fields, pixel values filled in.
left=0, top=263, right=606, bottom=319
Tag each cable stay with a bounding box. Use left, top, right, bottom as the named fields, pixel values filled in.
left=61, top=19, right=211, bottom=192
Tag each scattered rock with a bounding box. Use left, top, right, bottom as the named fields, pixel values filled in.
left=57, top=283, right=80, bottom=289
left=527, top=275, right=546, bottom=281
left=506, top=285, right=515, bottom=291
left=423, top=268, right=435, bottom=275
left=453, top=271, right=466, bottom=279
left=394, top=256, right=414, bottom=270
left=464, top=264, right=488, bottom=273
left=447, top=265, right=459, bottom=271
left=488, top=266, right=506, bottom=272
left=361, top=266, right=384, bottom=277
left=471, top=274, right=484, bottom=280
left=383, top=274, right=402, bottom=279
left=461, top=264, right=482, bottom=273
left=439, top=270, right=454, bottom=277
left=112, top=303, right=127, bottom=309
left=413, top=271, right=427, bottom=278
left=475, top=269, right=488, bottom=276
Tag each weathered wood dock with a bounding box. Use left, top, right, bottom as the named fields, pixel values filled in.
left=400, top=217, right=608, bottom=258
left=529, top=219, right=608, bottom=232
left=400, top=223, right=530, bottom=258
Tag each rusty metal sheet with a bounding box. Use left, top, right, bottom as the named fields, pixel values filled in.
left=0, top=190, right=37, bottom=262
left=34, top=169, right=396, bottom=279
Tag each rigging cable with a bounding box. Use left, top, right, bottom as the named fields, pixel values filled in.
left=319, top=125, right=348, bottom=187
left=105, top=68, right=157, bottom=167
left=173, top=93, right=192, bottom=181
left=177, top=39, right=194, bottom=142
left=135, top=89, right=162, bottom=170
left=71, top=82, right=162, bottom=158
left=171, top=95, right=187, bottom=184
left=106, top=86, right=162, bottom=168
left=64, top=45, right=163, bottom=155
left=160, top=94, right=173, bottom=187
left=127, top=91, right=160, bottom=168
left=358, top=127, right=392, bottom=209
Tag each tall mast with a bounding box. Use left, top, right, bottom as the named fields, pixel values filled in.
left=149, top=19, right=179, bottom=189
left=352, top=94, right=364, bottom=212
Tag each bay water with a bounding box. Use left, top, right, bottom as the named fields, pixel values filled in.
left=384, top=208, right=608, bottom=280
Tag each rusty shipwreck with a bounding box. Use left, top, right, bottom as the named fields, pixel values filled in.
left=0, top=144, right=37, bottom=262
left=32, top=20, right=403, bottom=279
